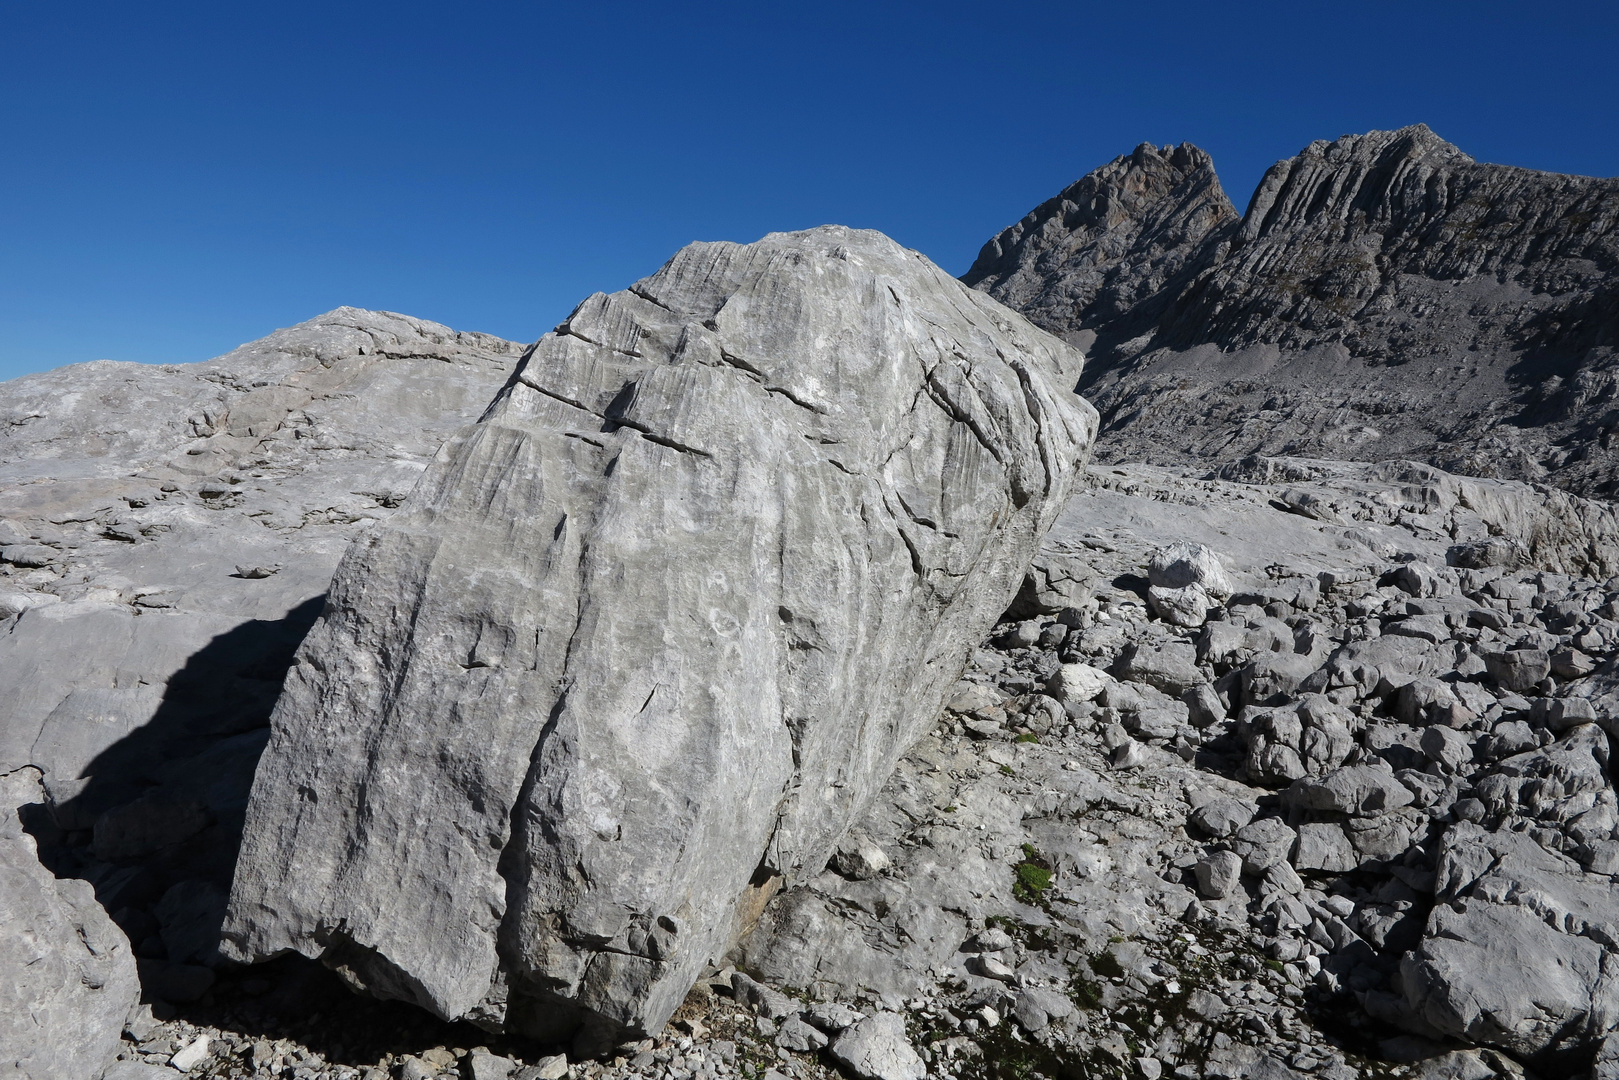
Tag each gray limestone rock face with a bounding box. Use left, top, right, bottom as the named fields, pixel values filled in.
left=1, top=780, right=139, bottom=1080
left=221, top=226, right=1097, bottom=1042
left=0, top=307, right=525, bottom=782
left=1401, top=891, right=1605, bottom=1058
left=963, top=142, right=1239, bottom=352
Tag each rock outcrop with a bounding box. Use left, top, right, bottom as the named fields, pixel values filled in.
left=221, top=227, right=1098, bottom=1044
left=967, top=125, right=1619, bottom=495
left=0, top=307, right=524, bottom=781
left=0, top=308, right=522, bottom=1079
left=2, top=770, right=140, bottom=1080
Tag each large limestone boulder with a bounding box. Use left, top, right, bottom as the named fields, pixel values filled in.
left=1, top=772, right=139, bottom=1080
left=222, top=226, right=1097, bottom=1043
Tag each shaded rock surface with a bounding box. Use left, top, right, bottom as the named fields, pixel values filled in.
left=2, top=769, right=140, bottom=1080
left=0, top=306, right=524, bottom=779
left=221, top=227, right=1097, bottom=1044
left=0, top=309, right=523, bottom=1080
left=966, top=125, right=1619, bottom=496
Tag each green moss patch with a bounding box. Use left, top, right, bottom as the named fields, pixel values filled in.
left=1012, top=843, right=1053, bottom=905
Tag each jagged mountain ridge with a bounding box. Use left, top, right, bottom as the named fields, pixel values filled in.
left=966, top=125, right=1619, bottom=495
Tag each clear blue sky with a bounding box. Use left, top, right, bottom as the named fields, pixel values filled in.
left=2, top=1, right=1615, bottom=380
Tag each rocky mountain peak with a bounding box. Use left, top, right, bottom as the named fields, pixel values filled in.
left=1237, top=123, right=1474, bottom=244
left=962, top=141, right=1238, bottom=345
left=968, top=124, right=1619, bottom=495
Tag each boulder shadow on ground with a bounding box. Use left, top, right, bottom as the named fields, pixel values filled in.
left=179, top=954, right=555, bottom=1070
left=21, top=596, right=326, bottom=1019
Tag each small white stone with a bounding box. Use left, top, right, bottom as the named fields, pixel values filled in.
left=972, top=955, right=1017, bottom=982
left=828, top=1013, right=926, bottom=1080
left=169, top=1035, right=210, bottom=1072
left=534, top=1054, right=569, bottom=1080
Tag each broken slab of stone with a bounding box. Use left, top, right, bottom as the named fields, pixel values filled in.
left=1292, top=823, right=1357, bottom=874
left=1283, top=765, right=1415, bottom=818
left=1115, top=640, right=1203, bottom=696
left=1400, top=821, right=1619, bottom=1057
left=1147, top=583, right=1212, bottom=627
left=1047, top=662, right=1112, bottom=710
left=1188, top=797, right=1255, bottom=839
left=1484, top=648, right=1551, bottom=693
left=1227, top=817, right=1296, bottom=875
left=1194, top=850, right=1242, bottom=899
left=1005, top=550, right=1096, bottom=618
left=222, top=226, right=1097, bottom=1046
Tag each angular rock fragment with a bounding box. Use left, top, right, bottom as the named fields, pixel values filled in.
left=1402, top=882, right=1605, bottom=1056
left=1181, top=684, right=1226, bottom=729
left=732, top=972, right=796, bottom=1020
left=1419, top=727, right=1473, bottom=774
left=1284, top=766, right=1415, bottom=818
left=1188, top=797, right=1254, bottom=838
left=1484, top=648, right=1551, bottom=693
left=830, top=833, right=891, bottom=881
left=1006, top=551, right=1096, bottom=618
left=775, top=1015, right=829, bottom=1052
left=222, top=227, right=1096, bottom=1042
left=828, top=1012, right=926, bottom=1080
left=1292, top=823, right=1356, bottom=874
left=1046, top=662, right=1111, bottom=709
left=1228, top=817, right=1295, bottom=874
left=1116, top=640, right=1203, bottom=695
left=1402, top=821, right=1619, bottom=1056
left=1147, top=583, right=1211, bottom=627
left=1194, top=850, right=1242, bottom=899
left=804, top=1001, right=862, bottom=1033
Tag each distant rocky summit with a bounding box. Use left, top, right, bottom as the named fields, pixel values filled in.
left=221, top=226, right=1097, bottom=1050
left=966, top=125, right=1619, bottom=494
